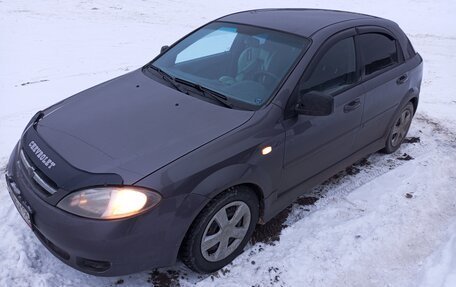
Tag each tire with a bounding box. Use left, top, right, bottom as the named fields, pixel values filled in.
left=180, top=186, right=259, bottom=273
left=382, top=102, right=414, bottom=154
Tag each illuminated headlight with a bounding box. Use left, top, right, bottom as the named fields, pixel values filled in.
left=57, top=187, right=161, bottom=219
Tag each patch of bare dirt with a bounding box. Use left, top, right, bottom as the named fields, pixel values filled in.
left=403, top=137, right=421, bottom=144
left=148, top=270, right=180, bottom=287
left=251, top=207, right=291, bottom=245
left=397, top=153, right=414, bottom=161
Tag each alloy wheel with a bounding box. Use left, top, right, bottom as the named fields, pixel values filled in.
left=201, top=201, right=251, bottom=262
left=391, top=109, right=412, bottom=147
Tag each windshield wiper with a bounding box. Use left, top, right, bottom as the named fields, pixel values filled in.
left=174, top=78, right=233, bottom=109
left=148, top=65, right=186, bottom=93
left=148, top=65, right=233, bottom=109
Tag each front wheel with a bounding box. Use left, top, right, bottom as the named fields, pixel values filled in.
left=180, top=186, right=259, bottom=273
left=382, top=102, right=414, bottom=154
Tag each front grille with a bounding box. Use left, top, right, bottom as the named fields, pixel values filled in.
left=19, top=149, right=58, bottom=195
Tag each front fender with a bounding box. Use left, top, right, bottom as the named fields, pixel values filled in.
left=164, top=159, right=282, bottom=265
left=191, top=163, right=275, bottom=199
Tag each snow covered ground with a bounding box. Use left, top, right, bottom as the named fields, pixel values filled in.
left=1, top=0, right=455, bottom=286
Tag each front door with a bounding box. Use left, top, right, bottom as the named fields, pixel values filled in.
left=281, top=31, right=365, bottom=194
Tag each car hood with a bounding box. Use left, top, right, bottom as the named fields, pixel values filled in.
left=34, top=69, right=254, bottom=184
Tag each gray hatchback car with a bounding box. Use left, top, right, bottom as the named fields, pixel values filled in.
left=6, top=9, right=422, bottom=275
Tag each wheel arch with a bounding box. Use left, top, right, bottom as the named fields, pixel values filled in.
left=409, top=96, right=419, bottom=115
left=174, top=161, right=272, bottom=258
left=176, top=182, right=265, bottom=262
left=384, top=88, right=419, bottom=138
left=190, top=163, right=274, bottom=221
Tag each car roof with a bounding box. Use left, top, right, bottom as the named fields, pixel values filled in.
left=217, top=9, right=378, bottom=37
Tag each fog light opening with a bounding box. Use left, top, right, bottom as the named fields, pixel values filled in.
left=76, top=257, right=111, bottom=272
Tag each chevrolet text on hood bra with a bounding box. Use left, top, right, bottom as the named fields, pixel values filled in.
left=5, top=9, right=422, bottom=275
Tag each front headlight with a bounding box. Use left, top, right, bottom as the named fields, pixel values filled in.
left=57, top=187, right=161, bottom=219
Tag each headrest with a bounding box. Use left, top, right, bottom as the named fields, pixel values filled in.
left=243, top=37, right=260, bottom=48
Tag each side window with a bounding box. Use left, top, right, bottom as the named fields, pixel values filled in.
left=406, top=37, right=416, bottom=59
left=358, top=33, right=398, bottom=75
left=300, top=37, right=357, bottom=95
left=175, top=27, right=237, bottom=63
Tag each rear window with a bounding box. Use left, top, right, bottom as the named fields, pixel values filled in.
left=358, top=33, right=398, bottom=75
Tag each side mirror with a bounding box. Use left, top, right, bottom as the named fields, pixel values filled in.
left=295, top=91, right=333, bottom=116
left=160, top=45, right=169, bottom=54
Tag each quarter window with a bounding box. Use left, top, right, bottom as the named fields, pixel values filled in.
left=300, top=37, right=357, bottom=95
left=406, top=37, right=416, bottom=58
left=358, top=33, right=398, bottom=75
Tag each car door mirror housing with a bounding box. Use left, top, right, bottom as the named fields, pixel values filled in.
left=160, top=45, right=169, bottom=54
left=295, top=91, right=334, bottom=116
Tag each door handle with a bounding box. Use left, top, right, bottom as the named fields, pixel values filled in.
left=344, top=98, right=361, bottom=113
left=397, top=74, right=408, bottom=85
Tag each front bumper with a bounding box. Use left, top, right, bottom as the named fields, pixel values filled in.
left=5, top=144, right=207, bottom=276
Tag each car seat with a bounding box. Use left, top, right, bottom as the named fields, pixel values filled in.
left=219, top=37, right=261, bottom=85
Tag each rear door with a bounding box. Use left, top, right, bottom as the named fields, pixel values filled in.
left=280, top=29, right=365, bottom=193
left=354, top=27, right=411, bottom=149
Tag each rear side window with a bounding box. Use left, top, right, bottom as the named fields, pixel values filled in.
left=358, top=33, right=398, bottom=75
left=406, top=37, right=416, bottom=58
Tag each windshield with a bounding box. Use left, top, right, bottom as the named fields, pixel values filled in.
left=150, top=22, right=310, bottom=109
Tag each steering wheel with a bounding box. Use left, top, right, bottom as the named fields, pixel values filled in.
left=252, top=71, right=279, bottom=86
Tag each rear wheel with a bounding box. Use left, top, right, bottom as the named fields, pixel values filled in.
left=382, top=102, right=414, bottom=154
left=180, top=186, right=259, bottom=273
